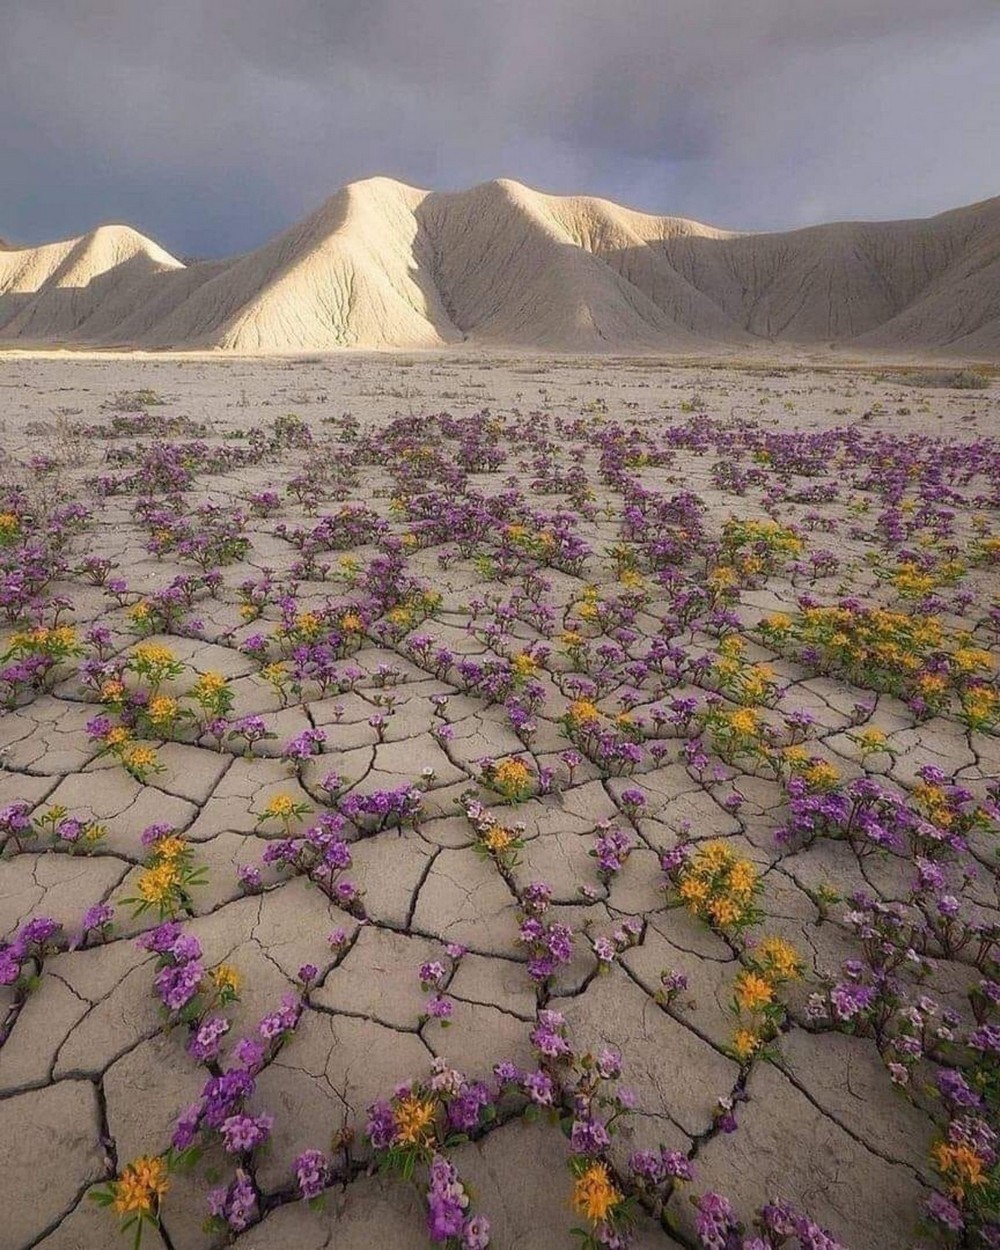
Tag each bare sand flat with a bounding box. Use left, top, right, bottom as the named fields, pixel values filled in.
left=0, top=352, right=998, bottom=1249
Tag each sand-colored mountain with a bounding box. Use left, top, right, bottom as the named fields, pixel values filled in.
left=1, top=177, right=998, bottom=354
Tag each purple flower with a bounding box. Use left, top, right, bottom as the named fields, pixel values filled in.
left=155, top=961, right=204, bottom=1012
left=172, top=1101, right=203, bottom=1151
left=522, top=1070, right=555, bottom=1105
left=220, top=1112, right=273, bottom=1154
left=294, top=1148, right=329, bottom=1200
left=188, top=1015, right=231, bottom=1063
left=926, top=1190, right=964, bottom=1232
left=233, top=1037, right=265, bottom=1071
left=462, top=1214, right=491, bottom=1249
left=570, top=1117, right=611, bottom=1155
left=19, top=916, right=59, bottom=946
left=365, top=1100, right=396, bottom=1150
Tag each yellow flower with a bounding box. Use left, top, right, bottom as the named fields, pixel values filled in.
left=755, top=936, right=803, bottom=981
left=147, top=695, right=179, bottom=725
left=193, top=672, right=227, bottom=697
left=0, top=512, right=20, bottom=535
left=568, top=699, right=601, bottom=726
left=734, top=971, right=775, bottom=1012
left=572, top=1162, right=622, bottom=1226
left=100, top=680, right=126, bottom=703
left=111, top=1155, right=169, bottom=1216
left=708, top=896, right=742, bottom=927
left=263, top=793, right=298, bottom=820
left=695, top=842, right=734, bottom=874
left=762, top=613, right=792, bottom=633
left=492, top=757, right=532, bottom=794
left=952, top=647, right=993, bottom=674
left=932, top=1140, right=987, bottom=1199
left=132, top=643, right=175, bottom=667
left=136, top=861, right=181, bottom=906
left=731, top=1028, right=761, bottom=1061
left=708, top=565, right=736, bottom=588
left=210, top=964, right=241, bottom=994
left=727, top=859, right=759, bottom=900
left=961, top=685, right=998, bottom=725
left=341, top=612, right=364, bottom=633
left=484, top=826, right=515, bottom=853
left=129, top=601, right=151, bottom=621
left=261, top=662, right=287, bottom=686
left=106, top=725, right=132, bottom=747
left=802, top=760, right=840, bottom=792
left=728, top=708, right=759, bottom=736
left=512, top=652, right=538, bottom=678
left=152, top=836, right=187, bottom=861
left=124, top=745, right=158, bottom=772
left=295, top=611, right=323, bottom=638
left=678, top=876, right=710, bottom=906
left=392, top=1095, right=437, bottom=1146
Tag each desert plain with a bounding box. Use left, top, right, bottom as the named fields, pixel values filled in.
left=0, top=349, right=998, bottom=1250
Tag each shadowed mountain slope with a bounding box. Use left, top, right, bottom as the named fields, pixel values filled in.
left=1, top=179, right=998, bottom=354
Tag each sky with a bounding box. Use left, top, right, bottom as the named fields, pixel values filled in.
left=2, top=0, right=999, bottom=258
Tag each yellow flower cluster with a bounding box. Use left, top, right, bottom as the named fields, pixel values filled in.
left=110, top=1155, right=170, bottom=1216
left=729, top=936, right=803, bottom=1063
left=932, top=1140, right=988, bottom=1199
left=674, top=841, right=761, bottom=932
left=392, top=1095, right=437, bottom=1147
left=566, top=699, right=602, bottom=727
left=489, top=756, right=533, bottom=799
left=572, top=1161, right=623, bottom=1226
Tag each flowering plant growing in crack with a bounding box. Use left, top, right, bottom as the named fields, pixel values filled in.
left=340, top=784, right=424, bottom=834
left=136, top=921, right=240, bottom=1024
left=29, top=803, right=108, bottom=854
left=515, top=881, right=575, bottom=985
left=256, top=810, right=365, bottom=913
left=463, top=797, right=526, bottom=870
left=90, top=1154, right=172, bottom=1250
left=727, top=935, right=804, bottom=1063
left=661, top=841, right=763, bottom=936
left=121, top=826, right=209, bottom=920
left=365, top=1058, right=495, bottom=1246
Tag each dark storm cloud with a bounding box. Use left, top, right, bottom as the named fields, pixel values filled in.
left=2, top=1, right=998, bottom=256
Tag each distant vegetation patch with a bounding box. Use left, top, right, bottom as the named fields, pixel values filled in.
left=898, top=368, right=991, bottom=389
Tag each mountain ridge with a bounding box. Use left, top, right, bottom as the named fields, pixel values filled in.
left=1, top=177, right=998, bottom=355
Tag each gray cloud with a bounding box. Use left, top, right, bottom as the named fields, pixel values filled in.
left=2, top=0, right=998, bottom=256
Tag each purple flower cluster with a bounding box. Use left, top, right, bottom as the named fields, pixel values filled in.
left=517, top=882, right=575, bottom=983
left=425, top=1155, right=490, bottom=1247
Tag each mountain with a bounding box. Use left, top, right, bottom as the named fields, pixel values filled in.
left=1, top=179, right=998, bottom=355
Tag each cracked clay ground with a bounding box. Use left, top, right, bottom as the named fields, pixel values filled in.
left=0, top=352, right=998, bottom=1250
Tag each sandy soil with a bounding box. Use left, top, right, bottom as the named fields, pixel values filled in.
left=0, top=352, right=998, bottom=1250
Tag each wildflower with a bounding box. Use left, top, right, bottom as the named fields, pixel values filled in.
left=392, top=1095, right=437, bottom=1147
left=109, top=1155, right=170, bottom=1216
left=210, top=963, right=241, bottom=995
left=755, top=936, right=804, bottom=981
left=734, top=972, right=775, bottom=1012
left=571, top=1161, right=622, bottom=1226
left=220, top=1113, right=273, bottom=1154
left=136, top=861, right=181, bottom=908
left=731, top=1029, right=761, bottom=1061
left=567, top=699, right=601, bottom=726
left=295, top=1149, right=329, bottom=1200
